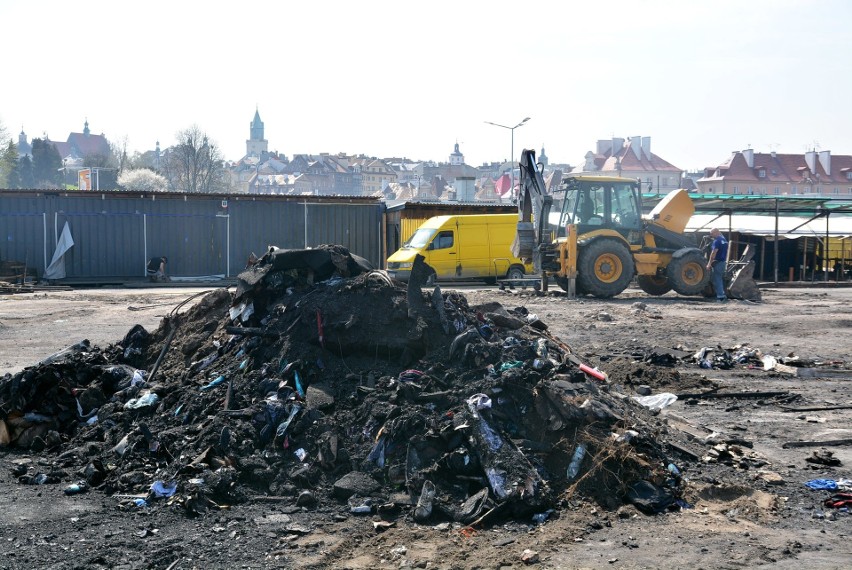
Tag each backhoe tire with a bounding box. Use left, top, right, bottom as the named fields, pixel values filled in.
left=637, top=274, right=672, bottom=296
left=555, top=277, right=586, bottom=295
left=576, top=239, right=634, bottom=298
left=666, top=248, right=710, bottom=296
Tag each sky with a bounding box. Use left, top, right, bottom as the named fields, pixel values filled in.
left=2, top=0, right=851, bottom=173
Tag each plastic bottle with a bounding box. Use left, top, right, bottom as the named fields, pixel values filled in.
left=566, top=443, right=587, bottom=480
left=64, top=481, right=88, bottom=495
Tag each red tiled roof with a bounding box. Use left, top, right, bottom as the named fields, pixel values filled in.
left=701, top=152, right=852, bottom=185
left=66, top=132, right=110, bottom=158
left=590, top=139, right=681, bottom=173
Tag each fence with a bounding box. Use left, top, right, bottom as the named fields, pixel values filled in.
left=0, top=191, right=384, bottom=279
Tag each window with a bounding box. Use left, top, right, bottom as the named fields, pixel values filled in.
left=608, top=183, right=641, bottom=229
left=846, top=172, right=852, bottom=180
left=758, top=169, right=766, bottom=178
left=431, top=230, right=454, bottom=250
left=747, top=186, right=753, bottom=195
left=733, top=186, right=739, bottom=194
left=833, top=187, right=839, bottom=194
left=774, top=187, right=780, bottom=195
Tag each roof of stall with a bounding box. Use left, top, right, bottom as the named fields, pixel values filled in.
left=642, top=192, right=852, bottom=216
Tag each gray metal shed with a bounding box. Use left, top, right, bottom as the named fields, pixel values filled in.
left=0, top=190, right=384, bottom=280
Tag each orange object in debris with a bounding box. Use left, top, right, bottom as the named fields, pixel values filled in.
left=579, top=363, right=607, bottom=382
left=316, top=309, right=324, bottom=349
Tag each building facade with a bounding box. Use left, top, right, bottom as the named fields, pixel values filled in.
left=698, top=149, right=852, bottom=196
left=574, top=136, right=682, bottom=192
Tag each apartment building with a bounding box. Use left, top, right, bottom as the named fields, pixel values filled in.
left=698, top=149, right=852, bottom=196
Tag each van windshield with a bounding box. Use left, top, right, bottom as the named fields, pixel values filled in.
left=404, top=228, right=437, bottom=249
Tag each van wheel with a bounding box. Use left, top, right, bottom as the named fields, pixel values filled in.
left=577, top=239, right=634, bottom=298
left=506, top=265, right=525, bottom=280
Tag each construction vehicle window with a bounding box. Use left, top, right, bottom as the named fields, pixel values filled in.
left=431, top=231, right=454, bottom=250
left=557, top=189, right=577, bottom=228
left=578, top=185, right=605, bottom=225
left=609, top=184, right=641, bottom=227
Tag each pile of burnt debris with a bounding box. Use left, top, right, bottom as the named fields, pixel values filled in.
left=1, top=245, right=699, bottom=524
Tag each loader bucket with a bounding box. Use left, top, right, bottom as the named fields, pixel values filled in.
left=727, top=244, right=762, bottom=301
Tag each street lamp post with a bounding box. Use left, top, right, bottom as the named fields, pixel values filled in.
left=484, top=117, right=530, bottom=202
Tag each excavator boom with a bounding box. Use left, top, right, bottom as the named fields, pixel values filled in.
left=511, top=149, right=551, bottom=269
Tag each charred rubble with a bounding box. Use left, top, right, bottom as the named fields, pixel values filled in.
left=0, top=245, right=696, bottom=522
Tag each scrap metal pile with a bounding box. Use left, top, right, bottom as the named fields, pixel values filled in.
left=0, top=245, right=697, bottom=522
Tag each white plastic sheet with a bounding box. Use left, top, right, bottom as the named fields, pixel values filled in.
left=632, top=393, right=678, bottom=409
left=44, top=221, right=74, bottom=280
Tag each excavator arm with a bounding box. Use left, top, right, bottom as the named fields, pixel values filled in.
left=511, top=149, right=552, bottom=269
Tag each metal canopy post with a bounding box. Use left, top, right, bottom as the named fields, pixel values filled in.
left=825, top=212, right=830, bottom=283
left=773, top=198, right=779, bottom=284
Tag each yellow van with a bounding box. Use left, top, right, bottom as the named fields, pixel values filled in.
left=386, top=214, right=534, bottom=283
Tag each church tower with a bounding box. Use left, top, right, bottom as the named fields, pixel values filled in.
left=539, top=145, right=548, bottom=168
left=449, top=141, right=464, bottom=166
left=246, top=108, right=268, bottom=158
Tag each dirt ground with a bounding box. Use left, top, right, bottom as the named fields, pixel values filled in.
left=1, top=283, right=851, bottom=569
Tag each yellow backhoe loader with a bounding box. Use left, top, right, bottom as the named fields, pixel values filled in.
left=512, top=149, right=710, bottom=298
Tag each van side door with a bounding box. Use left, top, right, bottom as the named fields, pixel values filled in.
left=457, top=220, right=490, bottom=279
left=426, top=229, right=458, bottom=279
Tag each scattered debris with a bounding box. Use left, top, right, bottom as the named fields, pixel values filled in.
left=0, top=244, right=742, bottom=527
left=783, top=439, right=852, bottom=449
left=805, top=450, right=843, bottom=466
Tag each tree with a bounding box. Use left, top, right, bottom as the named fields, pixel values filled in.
left=161, top=125, right=225, bottom=193
left=129, top=149, right=161, bottom=171
left=118, top=168, right=167, bottom=192
left=108, top=135, right=129, bottom=177
left=31, top=138, right=63, bottom=188
left=1, top=140, right=20, bottom=188
left=18, top=155, right=34, bottom=188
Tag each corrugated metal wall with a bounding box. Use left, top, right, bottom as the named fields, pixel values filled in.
left=0, top=191, right=383, bottom=278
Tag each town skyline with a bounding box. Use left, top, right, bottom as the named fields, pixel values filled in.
left=3, top=1, right=851, bottom=172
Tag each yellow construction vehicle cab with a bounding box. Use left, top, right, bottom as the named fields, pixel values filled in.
left=512, top=149, right=709, bottom=298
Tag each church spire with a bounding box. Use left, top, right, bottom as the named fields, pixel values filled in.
left=246, top=107, right=269, bottom=158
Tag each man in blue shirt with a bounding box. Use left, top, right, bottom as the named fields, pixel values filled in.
left=706, top=229, right=728, bottom=301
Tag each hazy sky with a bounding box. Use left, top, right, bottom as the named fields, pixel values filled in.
left=2, top=0, right=850, bottom=172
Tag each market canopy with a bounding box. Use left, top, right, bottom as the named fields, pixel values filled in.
left=640, top=192, right=852, bottom=239
left=686, top=213, right=852, bottom=239
left=642, top=192, right=852, bottom=216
